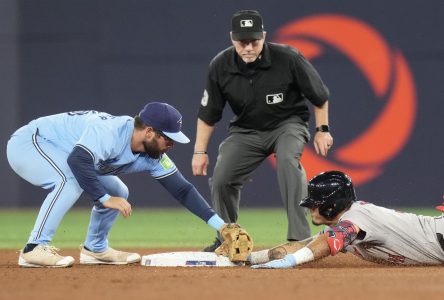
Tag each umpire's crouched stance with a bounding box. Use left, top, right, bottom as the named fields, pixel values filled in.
left=192, top=10, right=333, bottom=250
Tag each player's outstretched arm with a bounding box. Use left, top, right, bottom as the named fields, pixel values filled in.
left=157, top=170, right=216, bottom=221
left=252, top=221, right=360, bottom=269
left=251, top=235, right=330, bottom=269
left=248, top=236, right=315, bottom=265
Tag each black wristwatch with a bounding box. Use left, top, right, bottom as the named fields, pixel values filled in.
left=315, top=125, right=330, bottom=133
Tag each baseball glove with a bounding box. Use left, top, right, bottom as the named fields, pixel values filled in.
left=215, top=223, right=253, bottom=262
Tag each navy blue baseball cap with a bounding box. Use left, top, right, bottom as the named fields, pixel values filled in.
left=139, top=102, right=190, bottom=144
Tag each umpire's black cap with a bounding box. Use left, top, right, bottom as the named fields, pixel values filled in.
left=231, top=10, right=264, bottom=41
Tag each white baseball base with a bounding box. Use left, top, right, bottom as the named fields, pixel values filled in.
left=141, top=251, right=239, bottom=267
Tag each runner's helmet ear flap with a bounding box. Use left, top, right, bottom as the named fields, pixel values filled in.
left=300, top=170, right=357, bottom=220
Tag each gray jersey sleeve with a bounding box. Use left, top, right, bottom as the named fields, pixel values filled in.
left=340, top=201, right=444, bottom=265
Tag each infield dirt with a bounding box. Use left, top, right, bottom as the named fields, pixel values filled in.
left=1, top=248, right=443, bottom=300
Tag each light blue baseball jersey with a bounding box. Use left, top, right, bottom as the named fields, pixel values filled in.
left=8, top=107, right=223, bottom=253
left=7, top=110, right=185, bottom=248
left=27, top=110, right=177, bottom=179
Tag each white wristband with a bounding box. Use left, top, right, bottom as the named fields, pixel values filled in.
left=290, top=247, right=314, bottom=265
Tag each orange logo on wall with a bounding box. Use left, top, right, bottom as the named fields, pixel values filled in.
left=269, top=14, right=417, bottom=185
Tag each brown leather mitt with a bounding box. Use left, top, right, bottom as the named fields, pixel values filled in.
left=215, top=223, right=253, bottom=262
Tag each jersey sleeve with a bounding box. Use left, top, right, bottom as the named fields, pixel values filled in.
left=157, top=170, right=216, bottom=222
left=290, top=48, right=330, bottom=107
left=324, top=220, right=359, bottom=255
left=148, top=154, right=178, bottom=179
left=67, top=146, right=109, bottom=202
left=197, top=60, right=227, bottom=125
left=339, top=203, right=375, bottom=234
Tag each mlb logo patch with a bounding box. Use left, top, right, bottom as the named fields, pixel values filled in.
left=240, top=19, right=253, bottom=27
left=266, top=93, right=284, bottom=104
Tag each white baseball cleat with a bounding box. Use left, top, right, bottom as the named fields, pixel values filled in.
left=18, top=245, right=74, bottom=268
left=80, top=246, right=141, bottom=265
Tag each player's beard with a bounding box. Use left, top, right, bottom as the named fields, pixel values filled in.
left=142, top=139, right=163, bottom=159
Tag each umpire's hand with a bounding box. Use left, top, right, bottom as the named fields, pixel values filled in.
left=192, top=153, right=209, bottom=176
left=313, top=132, right=334, bottom=157
left=102, top=196, right=132, bottom=218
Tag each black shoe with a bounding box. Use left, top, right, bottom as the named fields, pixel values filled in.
left=202, top=238, right=222, bottom=252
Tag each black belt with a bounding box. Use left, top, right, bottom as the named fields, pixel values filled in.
left=437, top=233, right=444, bottom=252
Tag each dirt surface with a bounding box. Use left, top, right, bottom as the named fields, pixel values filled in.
left=1, top=248, right=443, bottom=300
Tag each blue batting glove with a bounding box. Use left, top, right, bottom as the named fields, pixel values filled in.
left=251, top=254, right=297, bottom=269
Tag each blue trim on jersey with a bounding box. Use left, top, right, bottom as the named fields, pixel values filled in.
left=154, top=168, right=178, bottom=179
left=32, top=132, right=67, bottom=241
left=157, top=170, right=216, bottom=222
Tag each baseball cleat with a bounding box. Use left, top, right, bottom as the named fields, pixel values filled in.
left=202, top=238, right=222, bottom=252
left=80, top=246, right=141, bottom=265
left=18, top=244, right=74, bottom=268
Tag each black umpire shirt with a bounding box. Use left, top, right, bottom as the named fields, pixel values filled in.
left=198, top=42, right=330, bottom=130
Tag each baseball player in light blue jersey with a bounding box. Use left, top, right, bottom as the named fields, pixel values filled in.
left=249, top=171, right=444, bottom=268
left=7, top=102, right=228, bottom=268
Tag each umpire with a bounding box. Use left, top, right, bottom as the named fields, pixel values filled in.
left=192, top=10, right=333, bottom=251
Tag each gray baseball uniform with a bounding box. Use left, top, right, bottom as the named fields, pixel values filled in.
left=339, top=201, right=444, bottom=265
